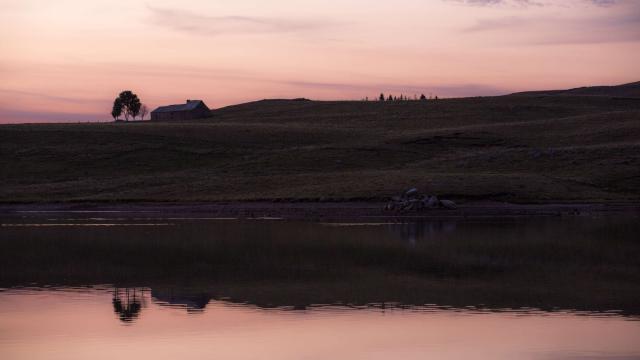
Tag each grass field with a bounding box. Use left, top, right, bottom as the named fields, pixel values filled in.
left=1, top=93, right=640, bottom=203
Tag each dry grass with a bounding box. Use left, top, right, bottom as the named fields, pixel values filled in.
left=1, top=96, right=639, bottom=202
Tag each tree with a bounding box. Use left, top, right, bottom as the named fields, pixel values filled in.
left=117, top=90, right=142, bottom=121
left=379, top=93, right=385, bottom=101
left=111, top=98, right=123, bottom=121
left=420, top=94, right=427, bottom=101
left=388, top=94, right=393, bottom=101
left=139, top=104, right=149, bottom=120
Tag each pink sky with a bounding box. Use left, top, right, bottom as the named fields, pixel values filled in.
left=0, top=0, right=639, bottom=123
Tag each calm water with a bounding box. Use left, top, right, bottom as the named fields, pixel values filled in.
left=1, top=214, right=639, bottom=359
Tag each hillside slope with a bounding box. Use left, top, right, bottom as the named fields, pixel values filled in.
left=1, top=95, right=639, bottom=203
left=510, top=81, right=640, bottom=98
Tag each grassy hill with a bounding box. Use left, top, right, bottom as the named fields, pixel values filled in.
left=510, top=81, right=640, bottom=98
left=1, top=92, right=639, bottom=203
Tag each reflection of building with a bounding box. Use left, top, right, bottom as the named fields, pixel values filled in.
left=112, top=288, right=146, bottom=323
left=151, top=288, right=212, bottom=312
left=109, top=287, right=211, bottom=324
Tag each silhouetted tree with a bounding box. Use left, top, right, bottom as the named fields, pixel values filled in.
left=139, top=104, right=148, bottom=120
left=420, top=94, right=427, bottom=100
left=117, top=90, right=142, bottom=121
left=380, top=93, right=385, bottom=101
left=388, top=94, right=393, bottom=101
left=111, top=98, right=123, bottom=121
left=435, top=96, right=439, bottom=100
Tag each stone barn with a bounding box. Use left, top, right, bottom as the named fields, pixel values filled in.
left=151, top=100, right=211, bottom=121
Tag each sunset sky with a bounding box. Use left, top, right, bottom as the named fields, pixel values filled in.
left=1, top=0, right=639, bottom=123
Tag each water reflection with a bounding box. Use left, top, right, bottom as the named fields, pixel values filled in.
left=1, top=216, right=640, bottom=317
left=1, top=287, right=639, bottom=360
left=151, top=288, right=211, bottom=313
left=1, top=213, right=640, bottom=360
left=385, top=221, right=458, bottom=245
left=97, top=286, right=640, bottom=324
left=112, top=288, right=146, bottom=323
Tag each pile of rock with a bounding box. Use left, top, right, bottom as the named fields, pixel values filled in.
left=384, top=188, right=457, bottom=212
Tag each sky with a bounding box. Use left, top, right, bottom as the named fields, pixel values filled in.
left=0, top=0, right=639, bottom=123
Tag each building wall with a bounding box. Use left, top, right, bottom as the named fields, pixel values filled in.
left=189, top=103, right=211, bottom=119
left=151, top=104, right=211, bottom=121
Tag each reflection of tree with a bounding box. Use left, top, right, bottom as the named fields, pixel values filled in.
left=109, top=287, right=211, bottom=324
left=112, top=288, right=145, bottom=323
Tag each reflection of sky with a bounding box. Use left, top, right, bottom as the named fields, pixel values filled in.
left=1, top=288, right=640, bottom=360
left=1, top=0, right=639, bottom=123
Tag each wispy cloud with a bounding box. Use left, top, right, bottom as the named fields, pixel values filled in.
left=456, top=0, right=640, bottom=45
left=445, top=0, right=542, bottom=7
left=587, top=0, right=621, bottom=6
left=445, top=0, right=621, bottom=7
left=0, top=89, right=106, bottom=105
left=283, top=80, right=509, bottom=97
left=147, top=6, right=338, bottom=36
left=462, top=11, right=640, bottom=44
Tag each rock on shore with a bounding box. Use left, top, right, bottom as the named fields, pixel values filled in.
left=385, top=188, right=457, bottom=212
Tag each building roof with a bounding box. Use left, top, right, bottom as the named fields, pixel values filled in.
left=151, top=100, right=208, bottom=113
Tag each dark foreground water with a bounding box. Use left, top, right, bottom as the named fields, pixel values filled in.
left=1, top=214, right=639, bottom=359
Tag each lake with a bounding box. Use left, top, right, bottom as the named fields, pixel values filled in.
left=1, top=214, right=639, bottom=359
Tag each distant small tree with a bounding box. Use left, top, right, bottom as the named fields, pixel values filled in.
left=379, top=93, right=385, bottom=101
left=111, top=98, right=123, bottom=121
left=435, top=95, right=439, bottom=100
left=139, top=104, right=149, bottom=120
left=117, top=90, right=142, bottom=121
left=388, top=94, right=393, bottom=101
left=420, top=94, right=427, bottom=101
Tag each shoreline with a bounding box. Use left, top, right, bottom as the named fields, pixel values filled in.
left=1, top=201, right=639, bottom=220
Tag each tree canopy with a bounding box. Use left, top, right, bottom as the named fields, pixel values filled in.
left=111, top=98, right=123, bottom=120
left=111, top=90, right=142, bottom=121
